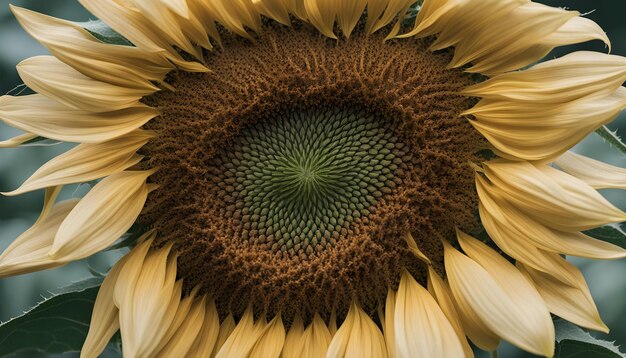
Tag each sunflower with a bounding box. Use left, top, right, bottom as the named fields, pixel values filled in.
left=1, top=0, right=626, bottom=357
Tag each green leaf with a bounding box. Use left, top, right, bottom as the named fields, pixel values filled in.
left=595, top=125, right=626, bottom=156
left=554, top=319, right=625, bottom=358
left=0, top=279, right=101, bottom=356
left=79, top=20, right=132, bottom=46
left=584, top=223, right=626, bottom=249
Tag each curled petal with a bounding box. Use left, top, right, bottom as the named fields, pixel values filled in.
left=17, top=56, right=153, bottom=113
left=11, top=5, right=171, bottom=90
left=0, top=94, right=158, bottom=143
left=50, top=170, right=155, bottom=260
left=4, top=130, right=152, bottom=196
left=0, top=200, right=78, bottom=277
left=482, top=160, right=626, bottom=231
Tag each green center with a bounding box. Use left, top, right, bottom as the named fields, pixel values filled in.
left=219, top=107, right=406, bottom=255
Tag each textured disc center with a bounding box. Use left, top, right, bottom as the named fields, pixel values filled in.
left=216, top=107, right=405, bottom=255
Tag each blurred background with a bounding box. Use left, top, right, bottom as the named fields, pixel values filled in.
left=0, top=1, right=625, bottom=357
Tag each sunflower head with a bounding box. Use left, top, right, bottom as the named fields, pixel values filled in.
left=1, top=0, right=626, bottom=357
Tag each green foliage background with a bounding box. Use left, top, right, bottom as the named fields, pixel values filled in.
left=0, top=0, right=625, bottom=357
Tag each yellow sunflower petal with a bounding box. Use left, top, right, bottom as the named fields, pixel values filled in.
left=463, top=52, right=626, bottom=103
left=483, top=160, right=626, bottom=231
left=384, top=289, right=397, bottom=358
left=4, top=130, right=152, bottom=196
left=427, top=267, right=474, bottom=357
left=249, top=314, right=286, bottom=358
left=11, top=5, right=171, bottom=91
left=209, top=314, right=235, bottom=356
left=327, top=301, right=387, bottom=358
left=282, top=315, right=305, bottom=358
left=0, top=94, right=159, bottom=143
left=303, top=0, right=338, bottom=39
left=130, top=0, right=201, bottom=58
left=445, top=235, right=555, bottom=357
left=467, top=87, right=626, bottom=162
left=16, top=56, right=153, bottom=113
left=0, top=200, right=77, bottom=277
left=157, top=295, right=207, bottom=357
left=301, top=313, right=332, bottom=358
left=556, top=151, right=626, bottom=190
left=49, top=170, right=155, bottom=260
left=187, top=298, right=220, bottom=357
left=336, top=0, right=367, bottom=38
left=518, top=260, right=608, bottom=333
left=405, top=0, right=607, bottom=75
left=215, top=306, right=266, bottom=358
left=0, top=133, right=38, bottom=148
left=114, top=243, right=180, bottom=357
left=253, top=0, right=291, bottom=25
left=395, top=270, right=464, bottom=357
left=365, top=0, right=415, bottom=35
left=477, top=176, right=626, bottom=260
left=81, top=250, right=135, bottom=358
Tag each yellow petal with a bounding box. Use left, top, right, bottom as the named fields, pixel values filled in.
left=202, top=0, right=261, bottom=39
left=5, top=130, right=152, bottom=196
left=477, top=176, right=626, bottom=260
left=11, top=5, right=171, bottom=90
left=483, top=160, right=626, bottom=231
left=114, top=243, right=180, bottom=357
left=556, top=151, right=626, bottom=190
left=301, top=313, right=332, bottom=358
left=303, top=0, right=338, bottom=39
left=518, top=260, right=608, bottom=334
left=282, top=315, right=305, bottom=358
left=0, top=94, right=159, bottom=143
left=404, top=232, right=431, bottom=264
left=253, top=0, right=291, bottom=25
left=336, top=0, right=367, bottom=38
left=395, top=270, right=464, bottom=357
left=403, top=0, right=600, bottom=74
left=0, top=133, right=38, bottom=148
left=49, top=171, right=154, bottom=260
left=17, top=56, right=153, bottom=113
left=0, top=200, right=78, bottom=277
left=215, top=306, right=265, bottom=358
left=467, top=87, right=626, bottom=162
left=326, top=301, right=387, bottom=358
left=463, top=52, right=626, bottom=104
left=157, top=295, right=207, bottom=357
left=77, top=0, right=207, bottom=72
left=383, top=289, right=397, bottom=358
left=445, top=233, right=555, bottom=357
left=249, top=314, right=286, bottom=358
left=187, top=298, right=220, bottom=357
left=81, top=250, right=136, bottom=358
left=427, top=267, right=474, bottom=357
left=212, top=314, right=236, bottom=356
left=130, top=0, right=201, bottom=58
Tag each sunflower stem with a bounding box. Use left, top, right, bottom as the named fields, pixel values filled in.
left=490, top=350, right=499, bottom=358
left=595, top=125, right=626, bottom=156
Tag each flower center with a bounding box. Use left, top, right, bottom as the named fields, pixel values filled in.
left=214, top=106, right=406, bottom=256
left=140, top=23, right=484, bottom=322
